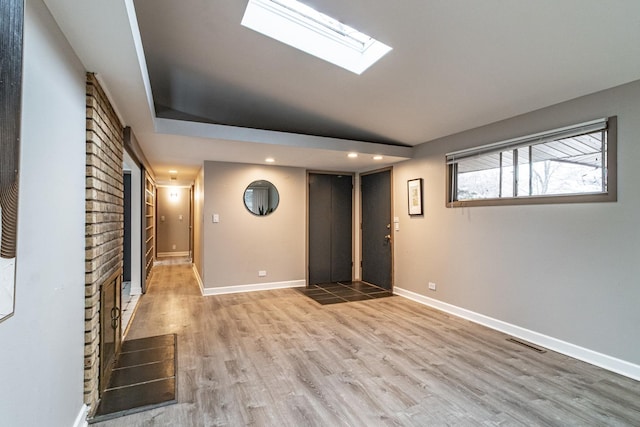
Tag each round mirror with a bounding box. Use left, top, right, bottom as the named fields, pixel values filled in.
left=243, top=180, right=279, bottom=216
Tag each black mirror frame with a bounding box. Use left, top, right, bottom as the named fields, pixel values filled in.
left=243, top=180, right=279, bottom=216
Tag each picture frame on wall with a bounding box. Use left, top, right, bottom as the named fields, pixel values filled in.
left=407, top=178, right=423, bottom=216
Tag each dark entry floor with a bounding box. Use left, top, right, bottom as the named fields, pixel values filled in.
left=298, top=281, right=393, bottom=305
left=91, top=334, right=177, bottom=423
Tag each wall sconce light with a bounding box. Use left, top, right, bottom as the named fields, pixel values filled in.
left=169, top=190, right=179, bottom=201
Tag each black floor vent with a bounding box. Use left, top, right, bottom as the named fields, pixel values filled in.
left=506, top=337, right=547, bottom=353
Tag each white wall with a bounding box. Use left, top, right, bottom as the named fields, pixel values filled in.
left=393, top=80, right=640, bottom=372
left=193, top=167, right=204, bottom=283
left=0, top=0, right=87, bottom=425
left=203, top=161, right=305, bottom=290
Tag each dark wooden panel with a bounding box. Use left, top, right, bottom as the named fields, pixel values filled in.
left=0, top=0, right=23, bottom=259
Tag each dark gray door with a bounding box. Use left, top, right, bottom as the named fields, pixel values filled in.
left=361, top=169, right=392, bottom=289
left=309, top=173, right=352, bottom=284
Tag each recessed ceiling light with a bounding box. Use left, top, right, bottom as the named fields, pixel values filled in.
left=168, top=169, right=178, bottom=174
left=373, top=155, right=383, bottom=160
left=241, top=0, right=392, bottom=74
left=348, top=152, right=358, bottom=158
left=265, top=157, right=275, bottom=163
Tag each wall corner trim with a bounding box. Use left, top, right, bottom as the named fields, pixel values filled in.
left=192, top=264, right=205, bottom=295
left=393, top=287, right=640, bottom=381
left=129, top=284, right=143, bottom=296
left=202, top=280, right=305, bottom=296
left=73, top=404, right=89, bottom=427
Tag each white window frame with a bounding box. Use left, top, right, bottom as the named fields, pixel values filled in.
left=241, top=0, right=392, bottom=74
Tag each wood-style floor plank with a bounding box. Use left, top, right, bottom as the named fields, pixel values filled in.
left=94, top=264, right=640, bottom=426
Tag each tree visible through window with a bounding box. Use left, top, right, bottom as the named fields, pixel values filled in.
left=446, top=117, right=617, bottom=207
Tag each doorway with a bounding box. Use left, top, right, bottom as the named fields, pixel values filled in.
left=308, top=173, right=353, bottom=285
left=361, top=168, right=393, bottom=290
left=122, top=151, right=143, bottom=335
left=156, top=186, right=192, bottom=260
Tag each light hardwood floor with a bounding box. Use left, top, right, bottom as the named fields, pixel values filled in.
left=95, top=264, right=640, bottom=426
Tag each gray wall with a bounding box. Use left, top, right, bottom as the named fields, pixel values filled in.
left=0, top=0, right=87, bottom=424
left=203, top=161, right=305, bottom=288
left=156, top=186, right=191, bottom=255
left=393, top=80, right=640, bottom=366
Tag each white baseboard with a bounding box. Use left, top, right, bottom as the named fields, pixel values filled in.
left=192, top=264, right=205, bottom=295
left=73, top=404, right=89, bottom=427
left=394, top=286, right=640, bottom=381
left=201, top=279, right=305, bottom=296
left=157, top=251, right=190, bottom=258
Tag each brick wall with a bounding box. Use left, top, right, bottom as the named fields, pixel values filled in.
left=84, top=73, right=124, bottom=409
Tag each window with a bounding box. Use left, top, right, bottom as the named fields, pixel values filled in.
left=241, top=0, right=392, bottom=74
left=446, top=117, right=617, bottom=207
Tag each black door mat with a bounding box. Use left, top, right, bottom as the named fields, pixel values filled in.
left=90, top=334, right=177, bottom=423
left=298, top=281, right=393, bottom=305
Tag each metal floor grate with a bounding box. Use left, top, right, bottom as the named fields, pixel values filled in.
left=506, top=337, right=547, bottom=353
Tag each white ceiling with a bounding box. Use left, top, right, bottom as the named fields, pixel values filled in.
left=44, top=0, right=640, bottom=185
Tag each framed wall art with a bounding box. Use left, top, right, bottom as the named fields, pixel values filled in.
left=407, top=178, right=423, bottom=216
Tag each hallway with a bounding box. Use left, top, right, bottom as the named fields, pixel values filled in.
left=95, top=264, right=640, bottom=426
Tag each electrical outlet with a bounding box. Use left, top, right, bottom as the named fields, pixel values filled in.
left=428, top=282, right=436, bottom=291
left=258, top=270, right=267, bottom=277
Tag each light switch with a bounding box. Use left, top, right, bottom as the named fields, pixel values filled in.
left=394, top=216, right=400, bottom=223
left=212, top=214, right=219, bottom=223
left=179, top=214, right=183, bottom=221
left=160, top=215, right=165, bottom=222
left=395, top=223, right=400, bottom=231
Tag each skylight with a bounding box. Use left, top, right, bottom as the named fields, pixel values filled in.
left=241, top=0, right=392, bottom=74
